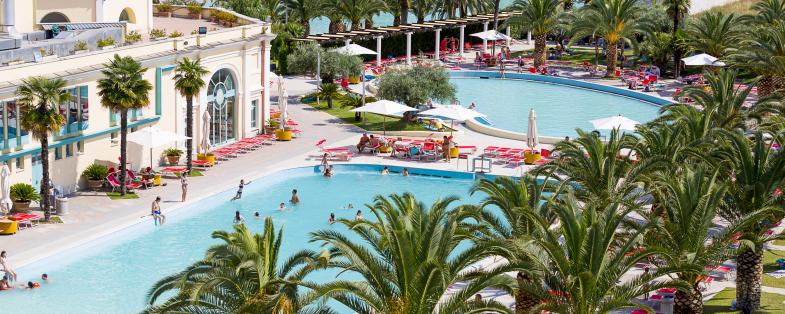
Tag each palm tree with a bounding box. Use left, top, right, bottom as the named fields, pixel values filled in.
left=685, top=11, right=741, bottom=58
left=331, top=0, right=385, bottom=30
left=570, top=0, right=645, bottom=77
left=746, top=0, right=785, bottom=25
left=663, top=0, right=690, bottom=77
left=712, top=130, right=785, bottom=313
left=144, top=219, right=326, bottom=313
left=97, top=54, right=153, bottom=196
left=516, top=191, right=685, bottom=314
left=730, top=22, right=785, bottom=96
left=505, top=0, right=562, bottom=69
left=411, top=0, right=434, bottom=23
left=316, top=83, right=341, bottom=109
left=631, top=123, right=688, bottom=165
left=173, top=58, right=209, bottom=174
left=15, top=77, right=68, bottom=221
left=383, top=0, right=402, bottom=25
left=306, top=193, right=514, bottom=313
left=644, top=167, right=735, bottom=313
left=284, top=0, right=323, bottom=33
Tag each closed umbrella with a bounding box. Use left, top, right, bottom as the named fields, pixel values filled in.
left=1, top=164, right=11, bottom=214
left=201, top=110, right=212, bottom=153
left=127, top=127, right=191, bottom=169
left=527, top=109, right=539, bottom=149
left=590, top=115, right=640, bottom=131
left=279, top=89, right=288, bottom=130
left=351, top=100, right=417, bottom=134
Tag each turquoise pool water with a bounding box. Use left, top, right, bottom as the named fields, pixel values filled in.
left=2, top=166, right=483, bottom=313
left=452, top=78, right=662, bottom=137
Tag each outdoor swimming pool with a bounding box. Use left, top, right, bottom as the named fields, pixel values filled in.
left=3, top=165, right=485, bottom=313
left=452, top=77, right=664, bottom=137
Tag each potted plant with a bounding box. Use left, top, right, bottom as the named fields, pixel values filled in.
left=187, top=2, right=203, bottom=19
left=125, top=31, right=142, bottom=44
left=73, top=40, right=89, bottom=54
left=156, top=3, right=173, bottom=17
left=169, top=31, right=184, bottom=38
left=97, top=37, right=115, bottom=50
left=10, top=183, right=40, bottom=213
left=82, top=163, right=109, bottom=191
left=150, top=28, right=167, bottom=40
left=164, top=147, right=183, bottom=165
left=265, top=118, right=280, bottom=135
left=197, top=152, right=216, bottom=166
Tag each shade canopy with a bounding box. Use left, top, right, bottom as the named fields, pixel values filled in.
left=331, top=44, right=377, bottom=55
left=590, top=115, right=640, bottom=131
left=1, top=164, right=11, bottom=214
left=201, top=110, right=212, bottom=153
left=128, top=127, right=190, bottom=169
left=526, top=109, right=539, bottom=149
left=682, top=53, right=726, bottom=66
left=418, top=105, right=486, bottom=122
left=470, top=30, right=511, bottom=41
left=350, top=100, right=417, bottom=115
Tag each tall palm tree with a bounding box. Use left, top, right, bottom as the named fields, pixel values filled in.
left=383, top=0, right=403, bottom=25
left=15, top=77, right=68, bottom=221
left=144, top=219, right=326, bottom=313
left=663, top=0, right=690, bottom=77
left=399, top=0, right=410, bottom=25
left=570, top=0, right=645, bottom=77
left=685, top=11, right=741, bottom=58
left=97, top=54, right=153, bottom=196
left=306, top=193, right=514, bottom=314
left=730, top=22, right=785, bottom=96
left=331, top=0, right=385, bottom=30
left=284, top=0, right=323, bottom=33
left=505, top=0, right=562, bottom=69
left=410, top=0, right=434, bottom=23
left=712, top=130, right=785, bottom=313
left=644, top=167, right=736, bottom=313
left=631, top=123, right=689, bottom=164
left=173, top=58, right=209, bottom=174
left=746, top=0, right=785, bottom=25
left=516, top=191, right=686, bottom=314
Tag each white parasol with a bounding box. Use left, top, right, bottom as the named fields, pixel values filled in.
left=1, top=163, right=11, bottom=214
left=201, top=110, right=212, bottom=153
left=418, top=105, right=486, bottom=122
left=591, top=115, right=640, bottom=131
left=682, top=53, right=726, bottom=66
left=351, top=100, right=417, bottom=134
left=331, top=44, right=377, bottom=56
left=526, top=109, right=539, bottom=149
left=470, top=30, right=511, bottom=41
left=127, top=127, right=191, bottom=168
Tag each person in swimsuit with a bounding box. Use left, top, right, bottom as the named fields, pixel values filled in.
left=321, top=153, right=329, bottom=172
left=151, top=196, right=165, bottom=226
left=290, top=189, right=300, bottom=204
left=0, top=251, right=16, bottom=282
left=254, top=212, right=261, bottom=219
left=180, top=174, right=188, bottom=202
left=230, top=179, right=250, bottom=201
left=328, top=213, right=336, bottom=224
left=279, top=203, right=287, bottom=211
left=324, top=166, right=333, bottom=177
left=381, top=166, right=389, bottom=175
left=355, top=210, right=363, bottom=221
left=233, top=211, right=245, bottom=225
left=0, top=275, right=12, bottom=290
left=402, top=168, right=409, bottom=176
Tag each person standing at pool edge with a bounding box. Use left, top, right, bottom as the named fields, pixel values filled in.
left=230, top=179, right=250, bottom=201
left=290, top=189, right=300, bottom=204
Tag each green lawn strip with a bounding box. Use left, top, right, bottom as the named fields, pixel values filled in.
left=762, top=250, right=785, bottom=289
left=704, top=288, right=785, bottom=313
left=175, top=169, right=204, bottom=177
left=304, top=97, right=447, bottom=132
left=106, top=192, right=140, bottom=200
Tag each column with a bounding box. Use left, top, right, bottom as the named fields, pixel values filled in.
left=506, top=26, right=511, bottom=46
left=406, top=32, right=412, bottom=65
left=261, top=41, right=273, bottom=132
left=95, top=0, right=104, bottom=22
left=527, top=31, right=532, bottom=44
left=3, top=0, right=17, bottom=35
left=459, top=25, right=465, bottom=55
left=147, top=0, right=154, bottom=30
left=375, top=36, right=382, bottom=67
left=482, top=21, right=489, bottom=53
left=434, top=28, right=441, bottom=61
left=344, top=38, right=351, bottom=47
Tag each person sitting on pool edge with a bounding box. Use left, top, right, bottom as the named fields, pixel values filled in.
left=0, top=275, right=11, bottom=291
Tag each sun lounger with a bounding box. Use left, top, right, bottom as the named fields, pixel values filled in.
left=107, top=173, right=142, bottom=192
left=8, top=213, right=41, bottom=229
left=161, top=167, right=187, bottom=177
left=192, top=160, right=212, bottom=169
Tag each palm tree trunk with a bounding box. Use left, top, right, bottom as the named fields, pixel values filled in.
left=365, top=18, right=374, bottom=29
left=400, top=0, right=409, bottom=24
left=417, top=15, right=425, bottom=23
left=672, top=6, right=682, bottom=78
left=605, top=40, right=618, bottom=77
left=119, top=109, right=128, bottom=196
left=302, top=20, right=310, bottom=35
left=352, top=20, right=362, bottom=31
left=757, top=75, right=785, bottom=97
left=563, top=0, right=573, bottom=10
left=515, top=272, right=539, bottom=313
left=39, top=136, right=51, bottom=221
left=533, top=33, right=547, bottom=69
left=393, top=14, right=401, bottom=26
left=459, top=4, right=466, bottom=18
left=674, top=284, right=703, bottom=314
left=185, top=95, right=193, bottom=174
left=736, top=248, right=763, bottom=313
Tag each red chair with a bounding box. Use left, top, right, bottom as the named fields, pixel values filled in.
left=614, top=70, right=621, bottom=77
left=541, top=148, right=551, bottom=158
left=464, top=42, right=472, bottom=50
left=528, top=67, right=537, bottom=73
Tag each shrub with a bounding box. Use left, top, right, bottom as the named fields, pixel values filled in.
left=158, top=3, right=172, bottom=12
left=10, top=183, right=40, bottom=202
left=73, top=40, right=88, bottom=51
left=187, top=2, right=202, bottom=14
left=169, top=31, right=184, bottom=38
left=164, top=147, right=183, bottom=157
left=97, top=37, right=115, bottom=47
left=150, top=28, right=167, bottom=39
left=82, top=163, right=109, bottom=181
left=126, top=31, right=142, bottom=43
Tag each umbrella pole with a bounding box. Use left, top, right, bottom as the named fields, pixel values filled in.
left=383, top=116, right=386, bottom=135
left=150, top=148, right=153, bottom=170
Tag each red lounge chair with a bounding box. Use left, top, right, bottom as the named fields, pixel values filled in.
left=316, top=139, right=350, bottom=153
left=192, top=160, right=212, bottom=168
left=107, top=173, right=142, bottom=192
left=161, top=167, right=187, bottom=177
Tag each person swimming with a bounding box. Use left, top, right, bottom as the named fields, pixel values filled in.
left=402, top=168, right=409, bottom=176
left=381, top=166, right=389, bottom=175
left=290, top=189, right=300, bottom=204
left=355, top=210, right=363, bottom=221
left=254, top=212, right=261, bottom=219
left=41, top=274, right=48, bottom=282
left=25, top=281, right=40, bottom=289
left=233, top=211, right=245, bottom=225
left=328, top=213, right=336, bottom=224
left=0, top=275, right=11, bottom=291
left=279, top=203, right=287, bottom=211
left=230, top=179, right=251, bottom=201
left=324, top=166, right=334, bottom=177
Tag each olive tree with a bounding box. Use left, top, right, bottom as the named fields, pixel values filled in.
left=287, top=43, right=363, bottom=83
left=376, top=65, right=456, bottom=108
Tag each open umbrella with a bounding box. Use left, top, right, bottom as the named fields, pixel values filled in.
left=526, top=109, right=539, bottom=149
left=1, top=164, right=11, bottom=214
left=127, top=127, right=191, bottom=169
left=279, top=89, right=288, bottom=130
left=201, top=110, right=212, bottom=153
left=682, top=53, right=726, bottom=66
left=351, top=100, right=417, bottom=135
left=331, top=44, right=377, bottom=55
left=470, top=30, right=511, bottom=41
left=418, top=105, right=486, bottom=135
left=591, top=115, right=640, bottom=131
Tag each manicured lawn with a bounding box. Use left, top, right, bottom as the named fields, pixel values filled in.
left=304, top=97, right=445, bottom=132
left=762, top=250, right=785, bottom=289
left=176, top=169, right=204, bottom=177
left=106, top=192, right=140, bottom=200
left=512, top=47, right=637, bottom=66
left=704, top=288, right=785, bottom=313
left=39, top=216, right=63, bottom=224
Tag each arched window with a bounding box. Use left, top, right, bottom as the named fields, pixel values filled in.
left=206, top=69, right=237, bottom=145
left=40, top=12, right=70, bottom=23
left=119, top=8, right=136, bottom=23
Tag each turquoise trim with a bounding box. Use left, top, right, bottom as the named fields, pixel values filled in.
left=0, top=116, right=160, bottom=163
left=155, top=67, right=162, bottom=116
